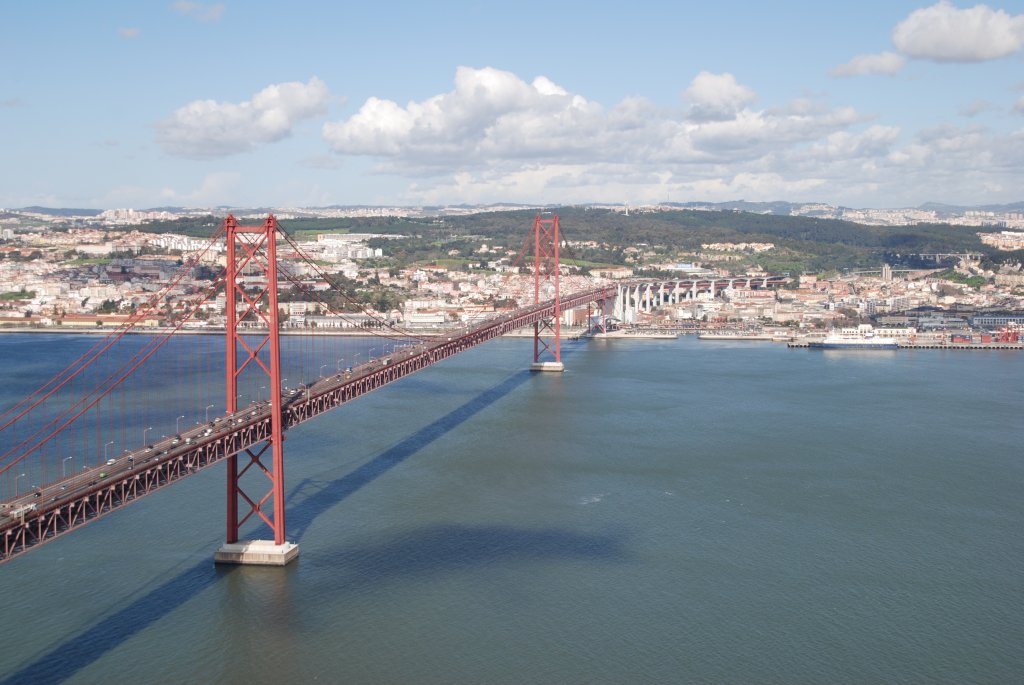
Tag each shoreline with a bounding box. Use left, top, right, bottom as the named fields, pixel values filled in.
left=0, top=325, right=588, bottom=339
left=4, top=326, right=1020, bottom=350
left=788, top=339, right=1023, bottom=350
left=0, top=325, right=444, bottom=338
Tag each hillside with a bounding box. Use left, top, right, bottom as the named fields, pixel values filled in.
left=112, top=207, right=1001, bottom=275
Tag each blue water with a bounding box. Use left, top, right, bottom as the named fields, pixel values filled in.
left=1, top=334, right=1022, bottom=684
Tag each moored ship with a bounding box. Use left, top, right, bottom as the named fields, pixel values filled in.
left=698, top=331, right=776, bottom=341
left=808, top=324, right=898, bottom=350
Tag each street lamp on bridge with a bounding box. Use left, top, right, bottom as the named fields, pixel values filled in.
left=206, top=404, right=215, bottom=423
left=63, top=456, right=73, bottom=478
left=176, top=415, right=185, bottom=434
left=336, top=358, right=344, bottom=372
left=15, top=472, right=26, bottom=495
left=143, top=426, right=153, bottom=446
left=104, top=440, right=115, bottom=463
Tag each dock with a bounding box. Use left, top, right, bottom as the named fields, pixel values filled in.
left=897, top=342, right=1023, bottom=350
left=788, top=340, right=1023, bottom=350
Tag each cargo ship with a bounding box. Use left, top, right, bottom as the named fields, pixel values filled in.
left=807, top=325, right=898, bottom=350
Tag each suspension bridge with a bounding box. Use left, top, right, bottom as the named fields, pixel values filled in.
left=0, top=214, right=783, bottom=565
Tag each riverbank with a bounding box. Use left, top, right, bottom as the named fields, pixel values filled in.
left=0, top=325, right=447, bottom=338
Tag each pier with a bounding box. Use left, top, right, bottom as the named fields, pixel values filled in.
left=788, top=340, right=1023, bottom=350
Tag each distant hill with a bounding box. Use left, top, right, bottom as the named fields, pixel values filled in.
left=17, top=200, right=1016, bottom=274
left=917, top=201, right=1024, bottom=216
left=668, top=200, right=799, bottom=215
left=441, top=206, right=998, bottom=273
left=142, top=206, right=192, bottom=213
left=674, top=199, right=1024, bottom=217
left=105, top=204, right=1004, bottom=273
left=18, top=206, right=103, bottom=217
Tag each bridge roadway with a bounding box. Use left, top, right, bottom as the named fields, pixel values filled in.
left=0, top=285, right=617, bottom=563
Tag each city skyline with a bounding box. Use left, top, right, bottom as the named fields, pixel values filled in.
left=3, top=1, right=1024, bottom=210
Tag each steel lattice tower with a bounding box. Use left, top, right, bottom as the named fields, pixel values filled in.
left=216, top=215, right=297, bottom=565
left=531, top=213, right=564, bottom=372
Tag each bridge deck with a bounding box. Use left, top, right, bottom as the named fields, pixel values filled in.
left=0, top=286, right=617, bottom=563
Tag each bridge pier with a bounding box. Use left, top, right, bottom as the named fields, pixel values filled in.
left=530, top=361, right=565, bottom=372
left=215, top=540, right=299, bottom=566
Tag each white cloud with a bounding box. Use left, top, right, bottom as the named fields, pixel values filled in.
left=168, top=171, right=241, bottom=204
left=322, top=66, right=895, bottom=206
left=874, top=124, right=1023, bottom=198
left=811, top=126, right=902, bottom=159
left=299, top=155, right=342, bottom=169
left=101, top=172, right=242, bottom=207
left=682, top=173, right=826, bottom=200
left=314, top=66, right=1024, bottom=207
left=323, top=66, right=602, bottom=166
left=960, top=99, right=995, bottom=117
left=769, top=120, right=1024, bottom=207
left=118, top=27, right=141, bottom=39
left=833, top=4, right=1024, bottom=80
left=830, top=51, right=905, bottom=77
left=683, top=71, right=757, bottom=121
left=157, top=77, right=329, bottom=159
left=892, top=1, right=1024, bottom=62
left=324, top=67, right=859, bottom=172
left=678, top=106, right=864, bottom=163
left=172, top=1, right=224, bottom=23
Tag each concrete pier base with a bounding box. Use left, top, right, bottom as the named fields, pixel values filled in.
left=214, top=539, right=299, bottom=566
left=530, top=361, right=565, bottom=372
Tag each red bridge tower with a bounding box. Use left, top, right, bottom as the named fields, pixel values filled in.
left=214, top=215, right=298, bottom=566
left=530, top=213, right=565, bottom=372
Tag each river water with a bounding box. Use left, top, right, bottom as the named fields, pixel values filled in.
left=0, top=334, right=1022, bottom=684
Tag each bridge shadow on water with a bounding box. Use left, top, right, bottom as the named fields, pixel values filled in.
left=286, top=367, right=534, bottom=539
left=284, top=334, right=592, bottom=540
left=307, top=522, right=628, bottom=590
left=3, top=358, right=627, bottom=685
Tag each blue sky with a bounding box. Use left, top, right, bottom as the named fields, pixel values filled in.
left=2, top=1, right=1023, bottom=209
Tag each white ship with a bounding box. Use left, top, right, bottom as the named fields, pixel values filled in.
left=808, top=325, right=898, bottom=350
left=698, top=331, right=777, bottom=341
